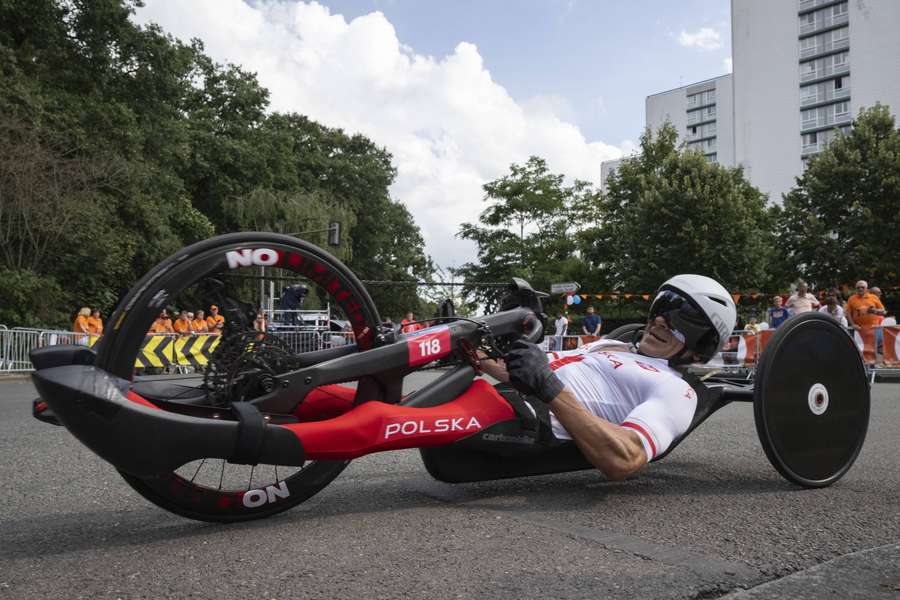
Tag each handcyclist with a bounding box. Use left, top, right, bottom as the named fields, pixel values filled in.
left=480, top=274, right=736, bottom=481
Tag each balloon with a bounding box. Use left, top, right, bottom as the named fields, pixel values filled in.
left=566, top=295, right=574, bottom=305
left=572, top=294, right=582, bottom=305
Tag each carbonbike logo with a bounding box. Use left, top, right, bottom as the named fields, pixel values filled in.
left=242, top=481, right=290, bottom=508
left=384, top=417, right=482, bottom=440
left=226, top=248, right=279, bottom=270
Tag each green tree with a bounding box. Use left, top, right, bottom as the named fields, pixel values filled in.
left=456, top=156, right=598, bottom=310
left=586, top=123, right=773, bottom=293
left=776, top=104, right=900, bottom=287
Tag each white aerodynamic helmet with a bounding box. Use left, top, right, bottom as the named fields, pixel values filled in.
left=648, top=274, right=737, bottom=363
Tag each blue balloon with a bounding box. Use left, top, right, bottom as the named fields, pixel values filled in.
left=573, top=294, right=582, bottom=305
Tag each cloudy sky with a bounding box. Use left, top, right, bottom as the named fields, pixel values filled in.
left=133, top=0, right=731, bottom=268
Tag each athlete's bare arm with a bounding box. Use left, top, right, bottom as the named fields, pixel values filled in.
left=548, top=388, right=648, bottom=481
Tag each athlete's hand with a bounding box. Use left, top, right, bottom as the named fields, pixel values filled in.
left=505, top=340, right=565, bottom=404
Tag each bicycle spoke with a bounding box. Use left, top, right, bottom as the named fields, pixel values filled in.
left=190, top=459, right=206, bottom=483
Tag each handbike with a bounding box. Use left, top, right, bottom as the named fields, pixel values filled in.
left=30, top=233, right=871, bottom=522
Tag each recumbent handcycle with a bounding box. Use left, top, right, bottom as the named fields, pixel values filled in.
left=31, top=233, right=870, bottom=522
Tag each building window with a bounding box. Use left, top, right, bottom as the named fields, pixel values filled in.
left=834, top=101, right=849, bottom=117
left=832, top=2, right=848, bottom=17
left=834, top=77, right=843, bottom=90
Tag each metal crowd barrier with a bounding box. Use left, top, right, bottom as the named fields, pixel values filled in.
left=0, top=327, right=358, bottom=373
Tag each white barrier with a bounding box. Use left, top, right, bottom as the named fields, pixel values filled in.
left=0, top=329, right=42, bottom=372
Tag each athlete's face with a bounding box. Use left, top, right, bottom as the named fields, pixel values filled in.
left=639, top=315, right=686, bottom=359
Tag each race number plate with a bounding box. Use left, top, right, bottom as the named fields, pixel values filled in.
left=406, top=325, right=452, bottom=367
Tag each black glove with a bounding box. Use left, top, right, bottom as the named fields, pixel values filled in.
left=505, top=340, right=565, bottom=404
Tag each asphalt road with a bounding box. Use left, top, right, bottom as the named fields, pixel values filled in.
left=1, top=374, right=898, bottom=599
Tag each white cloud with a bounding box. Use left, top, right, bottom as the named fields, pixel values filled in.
left=133, top=1, right=624, bottom=266
left=677, top=27, right=723, bottom=51
left=723, top=57, right=733, bottom=73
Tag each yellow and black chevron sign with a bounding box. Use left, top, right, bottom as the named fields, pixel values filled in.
left=136, top=335, right=220, bottom=368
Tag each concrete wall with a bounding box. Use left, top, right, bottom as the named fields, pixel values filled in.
left=646, top=87, right=687, bottom=140
left=732, top=0, right=802, bottom=202
left=849, top=0, right=900, bottom=120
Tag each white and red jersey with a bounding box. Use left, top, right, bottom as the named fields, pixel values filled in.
left=545, top=340, right=697, bottom=461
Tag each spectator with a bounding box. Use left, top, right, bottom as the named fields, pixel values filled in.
left=819, top=295, right=848, bottom=327
left=785, top=280, right=820, bottom=314
left=212, top=320, right=224, bottom=336
left=401, top=312, right=423, bottom=334
left=871, top=286, right=886, bottom=354
left=845, top=280, right=885, bottom=329
left=766, top=295, right=790, bottom=329
left=72, top=307, right=91, bottom=345
left=192, top=310, right=209, bottom=333
left=207, top=305, right=225, bottom=330
left=253, top=310, right=267, bottom=333
left=173, top=310, right=193, bottom=335
left=86, top=309, right=103, bottom=337
left=582, top=306, right=602, bottom=337
left=552, top=311, right=568, bottom=351
left=149, top=310, right=174, bottom=334
left=745, top=316, right=761, bottom=334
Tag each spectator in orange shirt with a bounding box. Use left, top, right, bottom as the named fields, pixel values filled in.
left=73, top=307, right=91, bottom=345
left=192, top=310, right=210, bottom=333
left=845, top=280, right=886, bottom=329
left=207, top=305, right=225, bottom=330
left=86, top=309, right=103, bottom=336
left=401, top=312, right=424, bottom=334
left=173, top=310, right=193, bottom=335
left=149, top=310, right=174, bottom=334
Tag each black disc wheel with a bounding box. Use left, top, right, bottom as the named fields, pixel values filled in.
left=753, top=312, right=870, bottom=488
left=95, top=232, right=382, bottom=522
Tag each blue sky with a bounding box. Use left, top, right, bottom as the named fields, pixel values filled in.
left=137, top=0, right=733, bottom=264
left=317, top=0, right=732, bottom=143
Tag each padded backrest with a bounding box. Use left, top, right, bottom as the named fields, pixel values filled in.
left=651, top=375, right=730, bottom=462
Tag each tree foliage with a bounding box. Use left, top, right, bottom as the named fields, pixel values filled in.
left=586, top=123, right=774, bottom=292
left=456, top=156, right=598, bottom=310
left=0, top=0, right=431, bottom=327
left=776, top=105, right=900, bottom=287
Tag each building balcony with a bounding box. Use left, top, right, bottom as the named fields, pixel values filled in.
left=800, top=61, right=849, bottom=82
left=686, top=129, right=716, bottom=142
left=800, top=36, right=849, bottom=59
left=799, top=0, right=844, bottom=13
left=687, top=111, right=716, bottom=125
left=801, top=141, right=823, bottom=154
left=799, top=12, right=848, bottom=36
left=801, top=111, right=851, bottom=132
left=800, top=85, right=850, bottom=107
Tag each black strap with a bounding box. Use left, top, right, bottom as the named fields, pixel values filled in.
left=230, top=402, right=267, bottom=465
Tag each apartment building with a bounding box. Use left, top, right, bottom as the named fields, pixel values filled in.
left=642, top=0, right=900, bottom=202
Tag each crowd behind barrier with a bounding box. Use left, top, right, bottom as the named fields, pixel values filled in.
left=0, top=328, right=357, bottom=373
left=542, top=325, right=900, bottom=379
left=2, top=324, right=897, bottom=376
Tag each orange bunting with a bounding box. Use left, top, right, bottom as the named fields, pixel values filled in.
left=642, top=294, right=651, bottom=301
left=623, top=293, right=632, bottom=299
left=596, top=294, right=603, bottom=300
left=580, top=294, right=588, bottom=300
left=732, top=293, right=742, bottom=304
left=609, top=294, right=619, bottom=301
left=751, top=293, right=760, bottom=300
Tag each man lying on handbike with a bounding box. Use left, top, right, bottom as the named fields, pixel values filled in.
left=480, top=274, right=736, bottom=481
